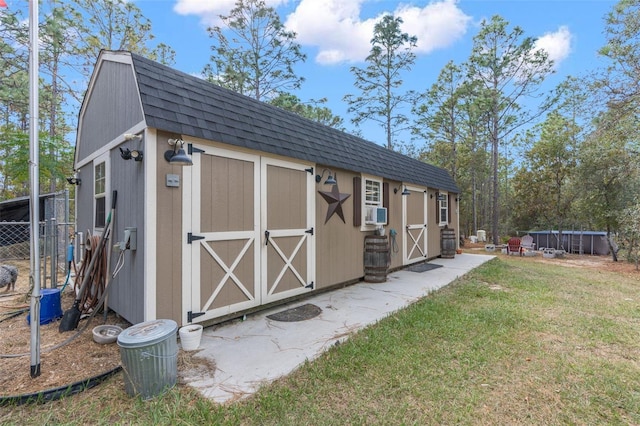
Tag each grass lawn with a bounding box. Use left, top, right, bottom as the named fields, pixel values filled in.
left=1, top=256, right=639, bottom=425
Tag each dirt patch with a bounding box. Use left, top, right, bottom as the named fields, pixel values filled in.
left=0, top=260, right=125, bottom=397
left=0, top=260, right=215, bottom=399
left=462, top=239, right=638, bottom=276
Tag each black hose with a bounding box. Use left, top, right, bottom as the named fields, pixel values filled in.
left=0, top=366, right=122, bottom=406
left=0, top=308, right=29, bottom=324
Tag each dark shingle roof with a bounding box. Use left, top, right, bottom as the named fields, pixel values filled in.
left=129, top=53, right=459, bottom=193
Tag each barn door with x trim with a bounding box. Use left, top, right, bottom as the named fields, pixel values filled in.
left=403, top=186, right=428, bottom=265
left=261, top=158, right=315, bottom=304
left=185, top=146, right=261, bottom=324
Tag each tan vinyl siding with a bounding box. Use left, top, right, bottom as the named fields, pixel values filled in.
left=315, top=169, right=364, bottom=288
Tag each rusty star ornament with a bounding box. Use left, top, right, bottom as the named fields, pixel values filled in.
left=318, top=184, right=351, bottom=224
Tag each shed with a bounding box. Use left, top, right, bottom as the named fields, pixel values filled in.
left=73, top=50, right=460, bottom=327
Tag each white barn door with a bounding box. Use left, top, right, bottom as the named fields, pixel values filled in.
left=261, top=158, right=315, bottom=304
left=185, top=146, right=261, bottom=323
left=183, top=148, right=315, bottom=323
left=403, top=187, right=428, bottom=265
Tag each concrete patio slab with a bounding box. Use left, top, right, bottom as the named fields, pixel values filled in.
left=181, top=253, right=495, bottom=404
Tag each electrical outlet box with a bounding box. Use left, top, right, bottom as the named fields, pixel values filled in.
left=124, top=227, right=137, bottom=251
left=166, top=173, right=180, bottom=187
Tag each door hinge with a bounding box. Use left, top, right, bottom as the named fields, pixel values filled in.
left=188, top=311, right=205, bottom=322
left=305, top=281, right=314, bottom=289
left=305, top=167, right=314, bottom=174
left=188, top=144, right=205, bottom=155
left=305, top=227, right=314, bottom=235
left=188, top=232, right=205, bottom=244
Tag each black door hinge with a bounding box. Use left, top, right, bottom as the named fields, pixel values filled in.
left=188, top=311, right=205, bottom=323
left=188, top=232, right=205, bottom=244
left=305, top=281, right=314, bottom=289
left=305, top=227, right=314, bottom=235
left=305, top=167, right=314, bottom=174
left=188, top=144, right=205, bottom=155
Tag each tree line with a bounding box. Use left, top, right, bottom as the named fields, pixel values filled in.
left=1, top=0, right=638, bottom=264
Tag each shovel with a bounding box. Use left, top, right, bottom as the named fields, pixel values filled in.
left=59, top=191, right=117, bottom=332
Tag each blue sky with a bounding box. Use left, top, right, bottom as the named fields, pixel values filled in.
left=4, top=0, right=618, bottom=146
left=137, top=0, right=616, bottom=146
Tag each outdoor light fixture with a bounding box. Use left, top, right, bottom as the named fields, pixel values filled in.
left=164, top=139, right=193, bottom=166
left=120, top=147, right=143, bottom=162
left=66, top=176, right=81, bottom=185
left=315, top=168, right=337, bottom=185
left=124, top=133, right=142, bottom=141
left=393, top=185, right=410, bottom=195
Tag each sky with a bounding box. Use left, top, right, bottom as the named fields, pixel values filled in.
left=135, top=0, right=616, bottom=147
left=5, top=0, right=620, bottom=147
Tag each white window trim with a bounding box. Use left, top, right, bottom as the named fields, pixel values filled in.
left=93, top=151, right=110, bottom=234
left=360, top=174, right=385, bottom=231
left=438, top=191, right=449, bottom=227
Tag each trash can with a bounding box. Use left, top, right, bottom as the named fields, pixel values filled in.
left=117, top=319, right=178, bottom=399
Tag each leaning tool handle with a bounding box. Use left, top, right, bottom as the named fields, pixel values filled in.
left=75, top=191, right=117, bottom=303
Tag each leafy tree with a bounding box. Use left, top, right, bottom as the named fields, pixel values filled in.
left=203, top=0, right=306, bottom=101
left=575, top=111, right=639, bottom=260
left=512, top=112, right=578, bottom=236
left=597, top=0, right=640, bottom=115
left=466, top=15, right=556, bottom=243
left=269, top=93, right=344, bottom=129
left=65, top=0, right=157, bottom=79
left=0, top=0, right=167, bottom=198
left=619, top=201, right=640, bottom=269
left=343, top=14, right=417, bottom=150
left=412, top=61, right=464, bottom=179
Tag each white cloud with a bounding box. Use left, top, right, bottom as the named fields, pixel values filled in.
left=174, top=0, right=472, bottom=65
left=286, top=0, right=471, bottom=65
left=395, top=1, right=471, bottom=55
left=284, top=0, right=375, bottom=65
left=534, top=25, right=572, bottom=69
left=174, top=0, right=288, bottom=27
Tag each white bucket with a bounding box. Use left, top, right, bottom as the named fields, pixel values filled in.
left=179, top=324, right=203, bottom=351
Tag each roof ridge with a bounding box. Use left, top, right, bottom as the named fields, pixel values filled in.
left=127, top=52, right=458, bottom=193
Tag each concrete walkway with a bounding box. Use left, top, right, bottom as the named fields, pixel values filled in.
left=181, top=253, right=495, bottom=404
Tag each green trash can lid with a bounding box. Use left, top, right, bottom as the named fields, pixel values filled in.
left=117, top=319, right=178, bottom=348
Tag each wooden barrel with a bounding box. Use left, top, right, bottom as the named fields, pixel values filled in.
left=364, top=235, right=390, bottom=283
left=441, top=227, right=456, bottom=259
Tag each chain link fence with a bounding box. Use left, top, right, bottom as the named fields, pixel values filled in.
left=0, top=190, right=73, bottom=288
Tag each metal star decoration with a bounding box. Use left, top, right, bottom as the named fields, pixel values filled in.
left=318, top=184, right=351, bottom=224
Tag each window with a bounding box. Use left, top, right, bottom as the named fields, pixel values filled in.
left=94, top=161, right=106, bottom=228
left=439, top=192, right=448, bottom=226
left=363, top=177, right=386, bottom=225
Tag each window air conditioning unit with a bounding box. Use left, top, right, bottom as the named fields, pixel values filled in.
left=365, top=206, right=387, bottom=225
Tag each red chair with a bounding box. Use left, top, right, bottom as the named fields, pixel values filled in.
left=507, top=237, right=523, bottom=256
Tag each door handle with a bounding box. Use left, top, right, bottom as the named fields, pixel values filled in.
left=265, top=230, right=270, bottom=246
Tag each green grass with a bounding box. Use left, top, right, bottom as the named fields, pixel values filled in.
left=2, top=257, right=639, bottom=425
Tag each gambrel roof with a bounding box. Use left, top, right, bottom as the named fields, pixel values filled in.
left=128, top=52, right=459, bottom=193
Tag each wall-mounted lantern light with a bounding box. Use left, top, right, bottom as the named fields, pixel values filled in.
left=315, top=168, right=337, bottom=185
left=393, top=185, right=410, bottom=195
left=165, top=139, right=193, bottom=166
